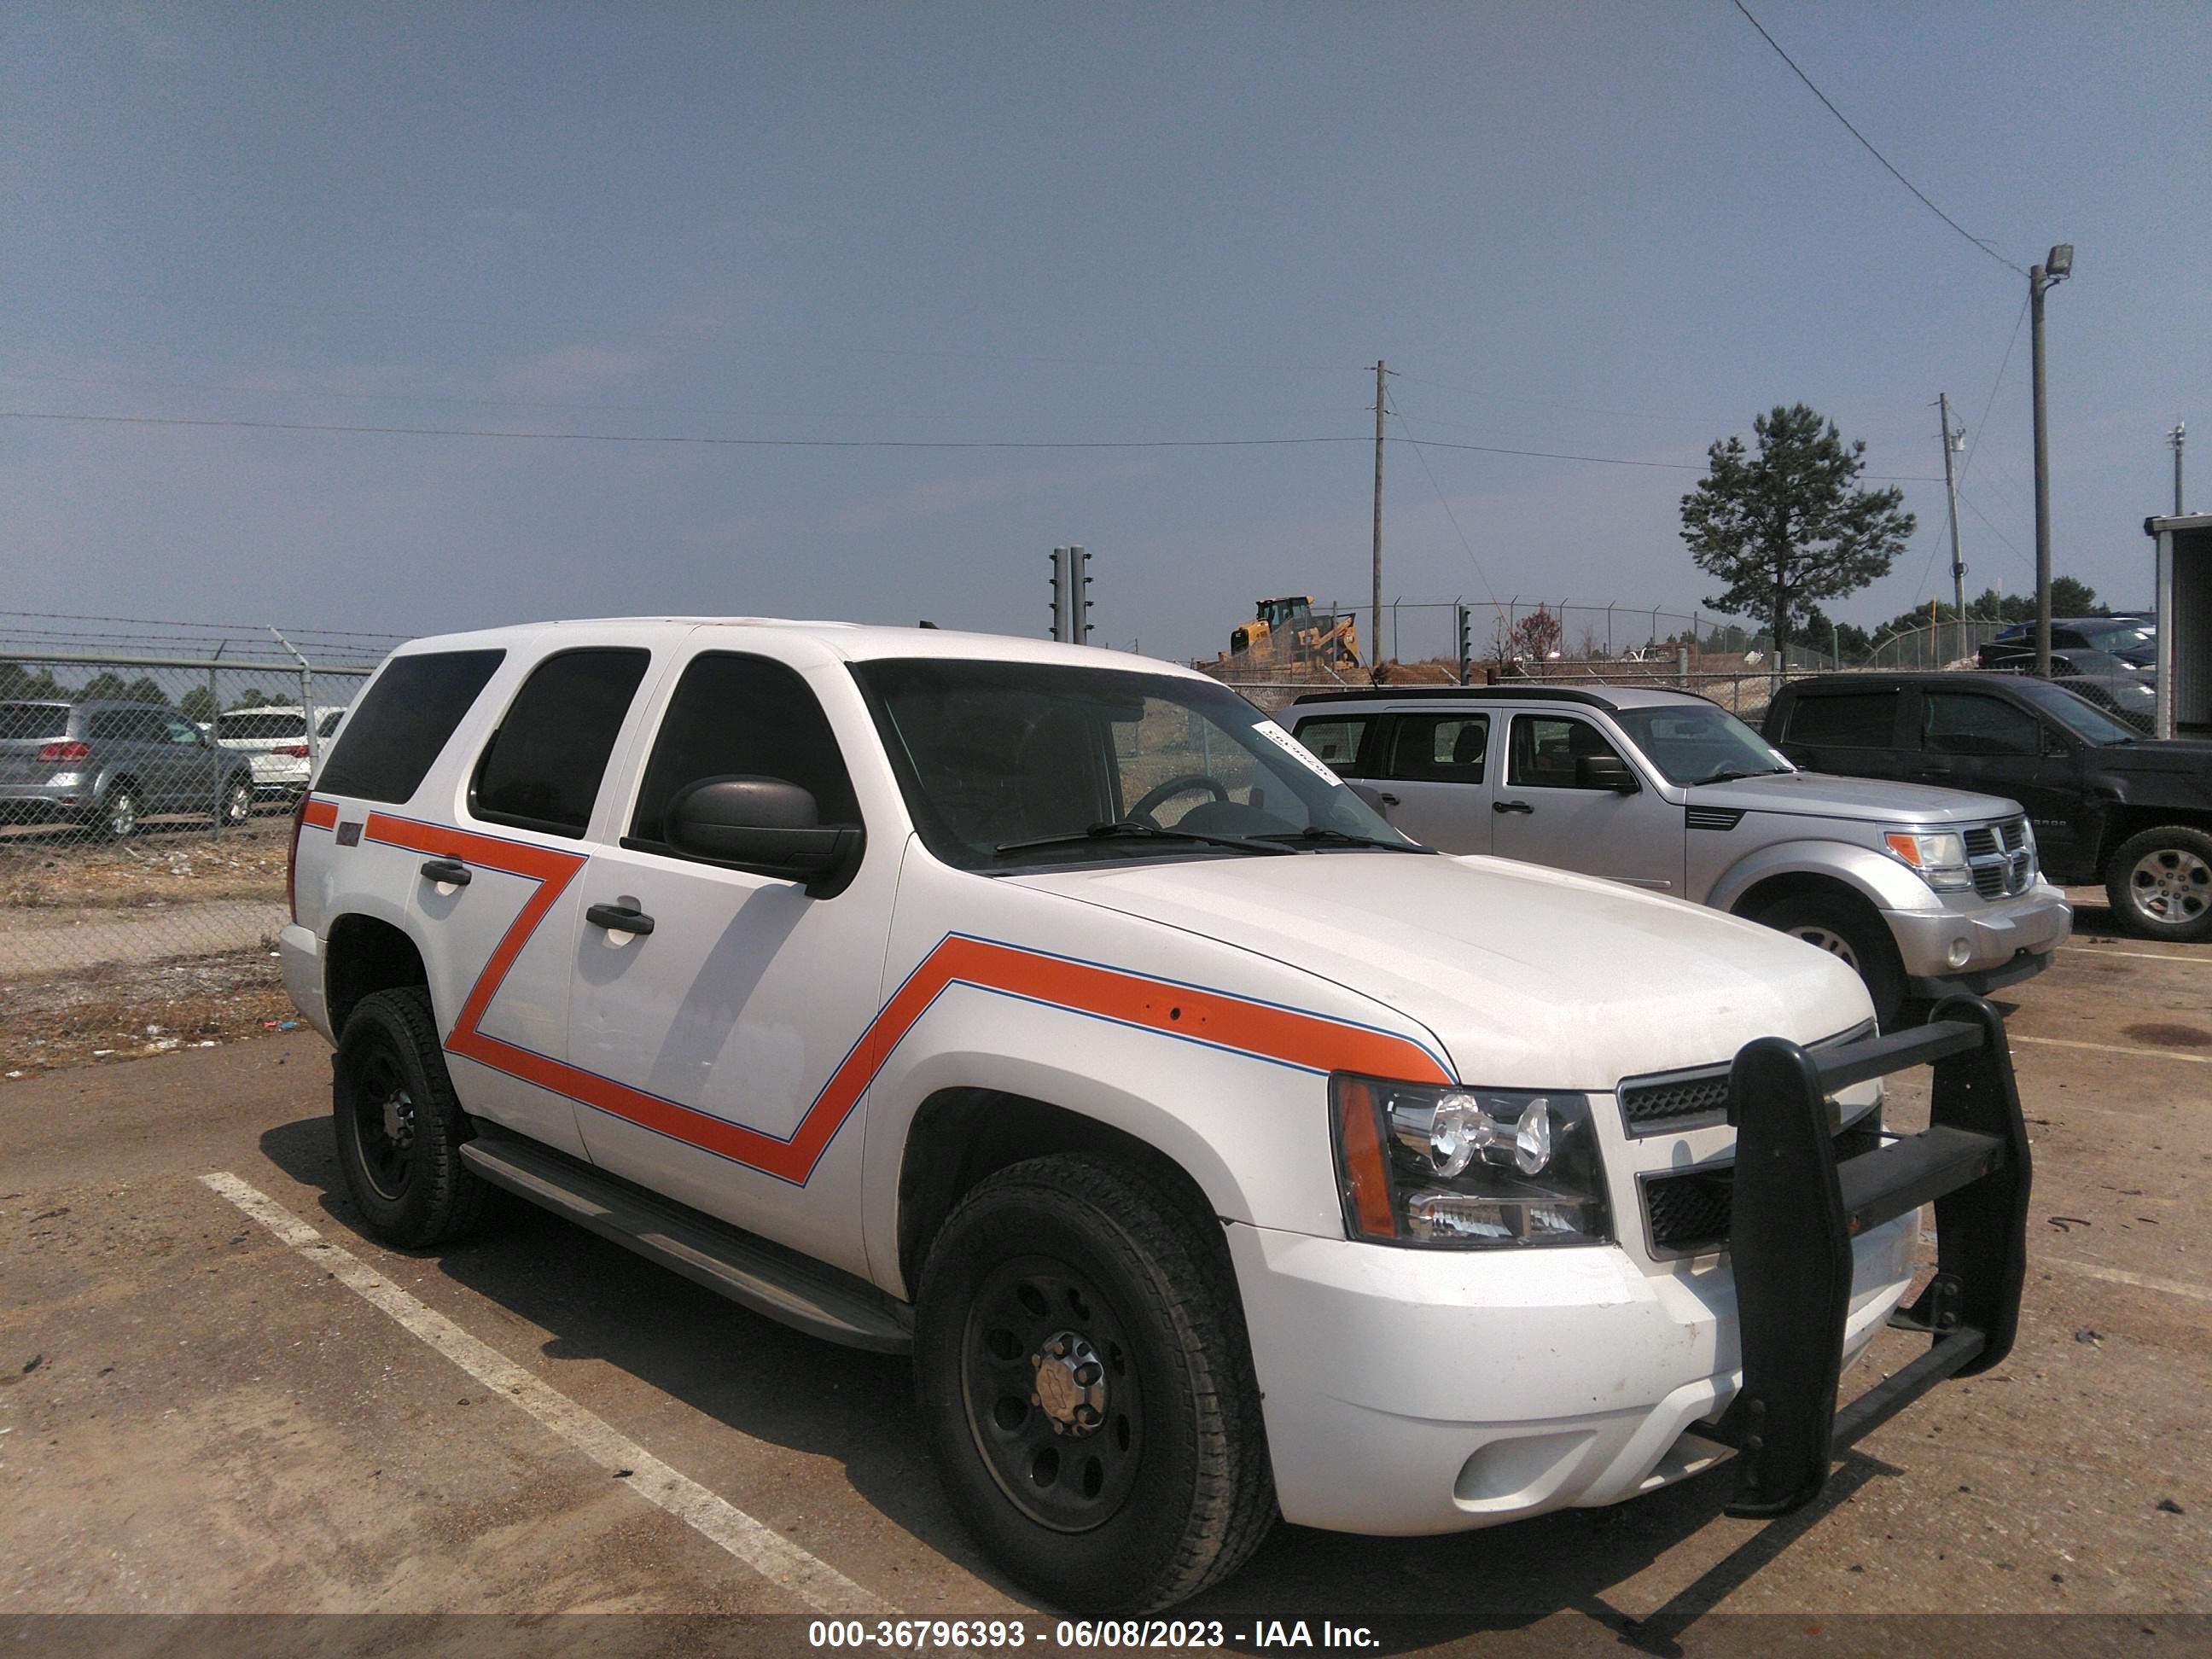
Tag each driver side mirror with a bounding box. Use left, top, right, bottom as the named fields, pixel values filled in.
left=667, top=775, right=864, bottom=898
left=1575, top=754, right=1640, bottom=793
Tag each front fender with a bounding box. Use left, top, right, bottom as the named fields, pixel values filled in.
left=1708, top=840, right=1937, bottom=917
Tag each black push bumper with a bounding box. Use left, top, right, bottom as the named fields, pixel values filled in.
left=1704, top=994, right=2031, bottom=1517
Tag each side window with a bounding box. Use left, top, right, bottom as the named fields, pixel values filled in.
left=630, top=653, right=861, bottom=849
left=1382, top=713, right=1489, bottom=783
left=1784, top=690, right=1899, bottom=748
left=1290, top=717, right=1372, bottom=772
left=1507, top=715, right=1622, bottom=789
left=470, top=649, right=651, bottom=838
left=1924, top=692, right=2040, bottom=758
left=162, top=717, right=201, bottom=746
left=317, top=649, right=506, bottom=804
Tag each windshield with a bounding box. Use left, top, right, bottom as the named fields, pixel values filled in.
left=2006, top=677, right=2142, bottom=745
left=1609, top=701, right=1793, bottom=786
left=850, top=658, right=1412, bottom=869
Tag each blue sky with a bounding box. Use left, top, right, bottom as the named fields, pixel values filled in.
left=4, top=2, right=2206, bottom=663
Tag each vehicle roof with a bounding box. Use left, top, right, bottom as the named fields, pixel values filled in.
left=1289, top=684, right=1721, bottom=713
left=388, top=618, right=1217, bottom=678
left=1783, top=672, right=2051, bottom=689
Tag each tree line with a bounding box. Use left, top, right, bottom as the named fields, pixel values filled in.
left=0, top=662, right=296, bottom=723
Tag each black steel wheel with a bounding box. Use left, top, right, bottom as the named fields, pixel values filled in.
left=915, top=1155, right=1275, bottom=1610
left=961, top=1255, right=1145, bottom=1534
left=332, top=986, right=491, bottom=1248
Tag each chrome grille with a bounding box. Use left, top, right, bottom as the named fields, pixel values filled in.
left=1963, top=818, right=2035, bottom=899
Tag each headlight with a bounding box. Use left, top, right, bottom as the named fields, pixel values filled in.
left=1331, top=1076, right=1610, bottom=1248
left=1883, top=829, right=1973, bottom=892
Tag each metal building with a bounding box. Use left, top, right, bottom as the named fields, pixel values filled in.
left=2144, top=512, right=2212, bottom=738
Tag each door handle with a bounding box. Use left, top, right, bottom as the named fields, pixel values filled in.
left=1493, top=800, right=1534, bottom=815
left=1917, top=763, right=1954, bottom=777
left=418, top=858, right=472, bottom=887
left=585, top=902, right=655, bottom=936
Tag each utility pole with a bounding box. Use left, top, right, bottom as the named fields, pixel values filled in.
left=2029, top=244, right=2072, bottom=679
left=2172, top=420, right=2187, bottom=515
left=1370, top=361, right=1391, bottom=672
left=1938, top=392, right=1967, bottom=665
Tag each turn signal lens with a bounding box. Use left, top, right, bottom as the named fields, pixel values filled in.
left=1884, top=830, right=1974, bottom=893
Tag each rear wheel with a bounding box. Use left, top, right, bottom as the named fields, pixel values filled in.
left=1752, top=891, right=1906, bottom=1029
left=332, top=986, right=491, bottom=1248
left=2104, top=826, right=2212, bottom=943
left=914, top=1155, right=1275, bottom=1611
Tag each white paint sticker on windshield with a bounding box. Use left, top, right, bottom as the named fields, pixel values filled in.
left=1252, top=719, right=1343, bottom=785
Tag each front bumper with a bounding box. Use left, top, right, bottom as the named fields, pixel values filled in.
left=1885, top=879, right=2070, bottom=996
left=1238, top=1004, right=2030, bottom=1534
left=1231, top=1211, right=1918, bottom=1535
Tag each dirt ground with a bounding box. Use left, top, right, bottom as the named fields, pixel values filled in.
left=0, top=914, right=2206, bottom=1653
left=0, top=814, right=294, bottom=910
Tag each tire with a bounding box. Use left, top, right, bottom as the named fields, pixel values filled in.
left=332, top=986, right=492, bottom=1248
left=1752, top=891, right=1907, bottom=1029
left=914, top=1155, right=1275, bottom=1611
left=2104, top=825, right=2212, bottom=944
left=215, top=775, right=253, bottom=827
left=98, top=783, right=140, bottom=841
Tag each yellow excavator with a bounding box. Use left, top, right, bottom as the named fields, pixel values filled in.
left=1227, top=597, right=1361, bottom=669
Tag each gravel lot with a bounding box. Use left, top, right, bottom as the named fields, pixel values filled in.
left=0, top=911, right=2205, bottom=1652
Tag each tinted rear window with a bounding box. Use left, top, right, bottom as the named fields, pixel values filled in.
left=471, top=649, right=650, bottom=837
left=1784, top=690, right=1899, bottom=748
left=316, top=650, right=505, bottom=804
left=217, top=712, right=308, bottom=740
left=0, top=703, right=70, bottom=740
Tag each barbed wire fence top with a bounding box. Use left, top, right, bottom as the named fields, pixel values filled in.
left=0, top=613, right=399, bottom=1074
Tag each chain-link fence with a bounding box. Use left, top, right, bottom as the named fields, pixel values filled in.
left=0, top=619, right=399, bottom=1074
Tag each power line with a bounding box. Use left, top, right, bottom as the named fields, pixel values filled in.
left=1957, top=294, right=2029, bottom=488
left=1954, top=486, right=2033, bottom=570
left=2, top=409, right=1365, bottom=451
left=1728, top=0, right=2026, bottom=277
left=0, top=608, right=408, bottom=639
left=1383, top=393, right=1500, bottom=609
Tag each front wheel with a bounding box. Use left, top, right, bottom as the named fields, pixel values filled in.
left=914, top=1156, right=1275, bottom=1611
left=332, top=987, right=492, bottom=1248
left=1752, top=891, right=1907, bottom=1029
left=2104, top=825, right=2212, bottom=943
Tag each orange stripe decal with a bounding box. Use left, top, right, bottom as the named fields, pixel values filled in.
left=353, top=812, right=1452, bottom=1185
left=301, top=797, right=340, bottom=830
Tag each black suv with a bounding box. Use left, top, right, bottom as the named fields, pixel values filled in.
left=1765, top=672, right=2212, bottom=942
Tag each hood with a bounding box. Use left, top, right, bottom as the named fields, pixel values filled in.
left=1008, top=852, right=1871, bottom=1091
left=1688, top=769, right=2020, bottom=824
left=2095, top=737, right=2212, bottom=783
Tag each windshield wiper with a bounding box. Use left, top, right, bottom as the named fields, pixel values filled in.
left=993, top=820, right=1293, bottom=857
left=1248, top=826, right=1431, bottom=853
left=1702, top=766, right=1790, bottom=783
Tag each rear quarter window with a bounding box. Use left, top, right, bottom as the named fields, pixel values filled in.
left=1784, top=690, right=1900, bottom=748
left=1289, top=716, right=1372, bottom=771
left=315, top=649, right=506, bottom=805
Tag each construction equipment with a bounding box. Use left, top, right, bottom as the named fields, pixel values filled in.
left=1228, top=597, right=1360, bottom=669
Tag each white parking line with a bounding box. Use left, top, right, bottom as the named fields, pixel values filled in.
left=2062, top=946, right=2212, bottom=965
left=199, top=1171, right=892, bottom=1615
left=2046, top=1258, right=2212, bottom=1307
left=2009, top=1033, right=2212, bottom=1065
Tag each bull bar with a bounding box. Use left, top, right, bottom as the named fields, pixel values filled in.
left=1705, top=993, right=2031, bottom=1516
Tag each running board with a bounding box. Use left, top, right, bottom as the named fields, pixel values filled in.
left=458, top=1131, right=912, bottom=1354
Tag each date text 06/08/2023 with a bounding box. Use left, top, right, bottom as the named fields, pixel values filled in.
left=805, top=1619, right=1382, bottom=1650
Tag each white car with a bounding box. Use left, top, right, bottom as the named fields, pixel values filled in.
left=280, top=619, right=2029, bottom=1610
left=214, top=703, right=347, bottom=799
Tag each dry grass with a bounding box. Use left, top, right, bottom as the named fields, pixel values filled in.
left=0, top=951, right=299, bottom=1080
left=0, top=817, right=290, bottom=910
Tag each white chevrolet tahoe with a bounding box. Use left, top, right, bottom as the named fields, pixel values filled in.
left=282, top=619, right=2031, bottom=1611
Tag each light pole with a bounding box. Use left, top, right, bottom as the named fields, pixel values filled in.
left=2030, top=242, right=2072, bottom=678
